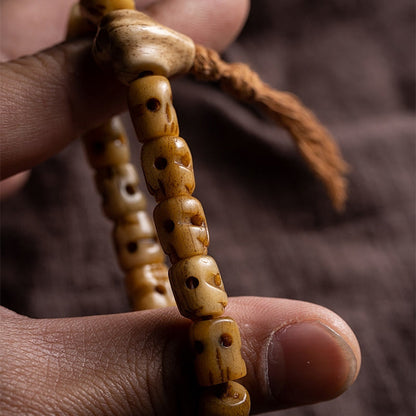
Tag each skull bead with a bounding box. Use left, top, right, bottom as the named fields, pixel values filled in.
left=113, top=211, right=165, bottom=271
left=153, top=196, right=209, bottom=263
left=199, top=381, right=251, bottom=416
left=95, top=163, right=146, bottom=220
left=169, top=255, right=227, bottom=319
left=128, top=75, right=179, bottom=142
left=83, top=117, right=130, bottom=169
left=141, top=136, right=195, bottom=202
left=93, top=9, right=195, bottom=83
left=190, top=317, right=247, bottom=386
left=125, top=263, right=175, bottom=310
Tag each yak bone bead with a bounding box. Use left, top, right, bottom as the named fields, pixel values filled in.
left=125, top=263, right=175, bottom=310
left=153, top=196, right=209, bottom=264
left=169, top=255, right=227, bottom=319
left=113, top=211, right=165, bottom=271
left=80, top=0, right=135, bottom=25
left=190, top=317, right=247, bottom=386
left=128, top=76, right=179, bottom=143
left=83, top=117, right=130, bottom=169
left=95, top=163, right=146, bottom=220
left=199, top=381, right=251, bottom=416
left=93, top=9, right=196, bottom=84
left=141, top=136, right=195, bottom=202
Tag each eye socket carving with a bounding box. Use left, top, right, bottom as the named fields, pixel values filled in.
left=154, top=157, right=168, bottom=170
left=146, top=98, right=161, bottom=112
left=186, top=276, right=199, bottom=289
left=219, top=333, right=233, bottom=348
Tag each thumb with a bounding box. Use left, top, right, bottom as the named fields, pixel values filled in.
left=1, top=297, right=360, bottom=415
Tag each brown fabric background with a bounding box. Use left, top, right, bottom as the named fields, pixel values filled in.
left=1, top=0, right=414, bottom=415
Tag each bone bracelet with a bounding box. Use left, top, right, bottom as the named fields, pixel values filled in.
left=68, top=1, right=349, bottom=414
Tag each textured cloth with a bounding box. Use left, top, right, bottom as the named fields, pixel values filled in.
left=1, top=1, right=414, bottom=415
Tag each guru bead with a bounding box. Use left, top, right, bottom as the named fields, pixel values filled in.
left=83, top=117, right=130, bottom=169
left=112, top=211, right=165, bottom=271
left=169, top=255, right=227, bottom=319
left=95, top=163, right=146, bottom=220
left=141, top=136, right=195, bottom=202
left=125, top=263, right=175, bottom=310
left=199, top=381, right=251, bottom=416
left=93, top=9, right=196, bottom=84
left=80, top=0, right=135, bottom=24
left=190, top=317, right=247, bottom=386
left=153, top=196, right=209, bottom=263
left=128, top=76, right=179, bottom=142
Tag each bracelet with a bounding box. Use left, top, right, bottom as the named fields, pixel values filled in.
left=67, top=2, right=349, bottom=414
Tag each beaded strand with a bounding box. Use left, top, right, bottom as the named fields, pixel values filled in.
left=67, top=3, right=175, bottom=311
left=75, top=2, right=251, bottom=414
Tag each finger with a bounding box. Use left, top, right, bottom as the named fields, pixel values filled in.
left=0, top=0, right=249, bottom=180
left=1, top=297, right=360, bottom=415
left=0, top=170, right=30, bottom=200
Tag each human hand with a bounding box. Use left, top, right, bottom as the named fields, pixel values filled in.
left=0, top=1, right=360, bottom=414
left=1, top=298, right=360, bottom=415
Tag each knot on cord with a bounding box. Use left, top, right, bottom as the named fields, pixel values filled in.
left=190, top=44, right=349, bottom=212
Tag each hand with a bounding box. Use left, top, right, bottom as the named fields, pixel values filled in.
left=0, top=0, right=250, bottom=185
left=1, top=298, right=360, bottom=415
left=0, top=1, right=361, bottom=415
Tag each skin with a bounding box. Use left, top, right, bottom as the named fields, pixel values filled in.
left=0, top=1, right=361, bottom=415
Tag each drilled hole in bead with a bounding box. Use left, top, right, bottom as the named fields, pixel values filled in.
left=127, top=242, right=138, bottom=253
left=194, top=341, right=204, bottom=354
left=163, top=219, right=175, bottom=233
left=146, top=98, right=161, bottom=112
left=191, top=214, right=203, bottom=226
left=219, top=333, right=233, bottom=348
left=186, top=276, right=199, bottom=289
left=92, top=141, right=105, bottom=154
left=155, top=285, right=166, bottom=295
left=155, top=157, right=168, bottom=170
left=125, top=184, right=136, bottom=195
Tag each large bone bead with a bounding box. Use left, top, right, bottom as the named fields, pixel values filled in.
left=190, top=317, right=247, bottom=386
left=141, top=136, right=195, bottom=202
left=113, top=212, right=164, bottom=271
left=80, top=0, right=135, bottom=25
left=128, top=76, right=179, bottom=142
left=93, top=9, right=195, bottom=83
left=125, top=263, right=175, bottom=310
left=95, top=163, right=146, bottom=220
left=83, top=117, right=130, bottom=169
left=199, top=382, right=251, bottom=416
left=169, top=255, right=227, bottom=319
left=153, top=196, right=209, bottom=264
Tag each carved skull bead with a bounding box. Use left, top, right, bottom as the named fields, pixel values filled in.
left=199, top=381, right=251, bottom=416
left=93, top=9, right=195, bottom=83
left=95, top=163, right=146, bottom=220
left=141, top=136, right=195, bottom=202
left=153, top=196, right=209, bottom=263
left=113, top=211, right=164, bottom=271
left=83, top=117, right=130, bottom=169
left=128, top=75, right=179, bottom=142
left=80, top=0, right=135, bottom=25
left=190, top=317, right=247, bottom=386
left=169, top=255, right=227, bottom=319
left=125, top=263, right=175, bottom=310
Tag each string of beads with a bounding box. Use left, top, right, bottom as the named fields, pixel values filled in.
left=69, top=1, right=251, bottom=414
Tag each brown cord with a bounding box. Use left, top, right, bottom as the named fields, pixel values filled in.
left=190, top=44, right=349, bottom=212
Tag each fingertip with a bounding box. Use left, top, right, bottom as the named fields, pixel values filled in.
left=227, top=297, right=361, bottom=413
left=145, top=0, right=251, bottom=51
